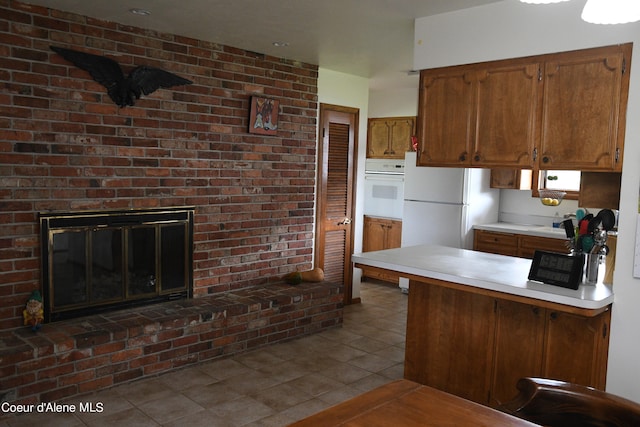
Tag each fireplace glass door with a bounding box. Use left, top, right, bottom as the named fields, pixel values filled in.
left=41, top=208, right=193, bottom=321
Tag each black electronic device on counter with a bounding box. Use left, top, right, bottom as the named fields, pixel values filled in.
left=528, top=250, right=584, bottom=290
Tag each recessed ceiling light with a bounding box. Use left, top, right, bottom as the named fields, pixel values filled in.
left=129, top=8, right=151, bottom=16
left=272, top=42, right=289, bottom=47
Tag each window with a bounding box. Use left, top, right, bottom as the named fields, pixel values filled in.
left=541, top=170, right=581, bottom=192
left=536, top=170, right=581, bottom=200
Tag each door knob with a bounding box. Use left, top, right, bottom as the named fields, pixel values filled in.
left=337, top=218, right=352, bottom=225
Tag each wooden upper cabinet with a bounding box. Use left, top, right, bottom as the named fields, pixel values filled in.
left=474, top=62, right=540, bottom=167
left=416, top=43, right=632, bottom=171
left=539, top=45, right=630, bottom=171
left=367, top=116, right=415, bottom=159
left=417, top=69, right=475, bottom=165
left=418, top=61, right=540, bottom=168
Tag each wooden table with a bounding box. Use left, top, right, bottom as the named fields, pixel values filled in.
left=288, top=380, right=539, bottom=426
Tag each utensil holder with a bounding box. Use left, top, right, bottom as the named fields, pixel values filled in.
left=584, top=253, right=600, bottom=285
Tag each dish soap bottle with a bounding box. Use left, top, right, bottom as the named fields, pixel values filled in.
left=552, top=212, right=561, bottom=228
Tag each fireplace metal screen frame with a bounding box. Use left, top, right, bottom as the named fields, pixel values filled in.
left=39, top=207, right=194, bottom=322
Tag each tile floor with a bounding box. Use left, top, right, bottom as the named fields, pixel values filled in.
left=2, top=281, right=408, bottom=427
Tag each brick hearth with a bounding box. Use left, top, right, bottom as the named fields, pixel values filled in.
left=0, top=281, right=343, bottom=406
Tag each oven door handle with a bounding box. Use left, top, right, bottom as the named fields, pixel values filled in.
left=364, top=174, right=404, bottom=182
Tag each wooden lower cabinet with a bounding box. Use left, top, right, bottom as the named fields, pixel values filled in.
left=361, top=216, right=402, bottom=283
left=491, top=300, right=545, bottom=407
left=473, top=229, right=518, bottom=256
left=405, top=283, right=496, bottom=404
left=405, top=278, right=611, bottom=408
left=543, top=310, right=610, bottom=389
left=474, top=229, right=568, bottom=259
left=518, top=234, right=568, bottom=258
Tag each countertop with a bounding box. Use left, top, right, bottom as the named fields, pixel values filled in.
left=352, top=245, right=613, bottom=310
left=474, top=222, right=569, bottom=239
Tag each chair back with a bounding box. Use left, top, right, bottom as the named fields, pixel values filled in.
left=500, top=377, right=640, bottom=427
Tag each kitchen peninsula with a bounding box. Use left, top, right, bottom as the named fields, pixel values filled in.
left=353, top=245, right=614, bottom=407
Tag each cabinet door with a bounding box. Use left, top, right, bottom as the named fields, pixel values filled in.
left=518, top=235, right=569, bottom=259
left=388, top=118, right=414, bottom=158
left=490, top=169, right=532, bottom=190
left=367, top=119, right=392, bottom=158
left=474, top=62, right=540, bottom=167
left=405, top=282, right=496, bottom=404
left=417, top=69, right=475, bottom=166
left=542, top=309, right=610, bottom=389
left=539, top=46, right=629, bottom=171
left=362, top=216, right=386, bottom=252
left=473, top=230, right=518, bottom=257
left=490, top=300, right=545, bottom=407
left=386, top=219, right=402, bottom=249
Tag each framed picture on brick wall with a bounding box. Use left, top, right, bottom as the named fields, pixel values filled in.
left=249, top=96, right=279, bottom=136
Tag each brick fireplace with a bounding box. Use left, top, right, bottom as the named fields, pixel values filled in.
left=0, top=0, right=320, bottom=331
left=0, top=1, right=347, bottom=408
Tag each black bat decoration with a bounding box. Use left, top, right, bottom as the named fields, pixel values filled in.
left=50, top=46, right=193, bottom=107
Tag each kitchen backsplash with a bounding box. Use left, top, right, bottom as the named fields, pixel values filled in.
left=499, top=189, right=582, bottom=227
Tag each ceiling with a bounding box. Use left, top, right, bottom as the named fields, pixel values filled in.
left=22, top=0, right=503, bottom=89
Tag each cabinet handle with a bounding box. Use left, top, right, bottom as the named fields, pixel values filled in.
left=542, top=156, right=550, bottom=164
left=533, top=148, right=538, bottom=161
left=474, top=154, right=481, bottom=162
left=603, top=323, right=608, bottom=338
left=459, top=153, right=467, bottom=162
left=615, top=148, right=620, bottom=163
left=550, top=312, right=558, bottom=320
left=532, top=307, right=540, bottom=315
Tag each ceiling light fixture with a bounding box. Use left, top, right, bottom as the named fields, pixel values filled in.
left=581, top=0, right=640, bottom=24
left=519, top=0, right=640, bottom=24
left=129, top=8, right=151, bottom=16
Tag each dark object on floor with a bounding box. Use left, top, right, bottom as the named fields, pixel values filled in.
left=50, top=46, right=193, bottom=107
left=500, top=377, right=640, bottom=427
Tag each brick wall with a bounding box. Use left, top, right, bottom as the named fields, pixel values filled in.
left=0, top=0, right=319, bottom=330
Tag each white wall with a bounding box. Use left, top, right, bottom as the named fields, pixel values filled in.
left=414, top=0, right=640, bottom=401
left=368, top=84, right=419, bottom=118
left=318, top=68, right=370, bottom=299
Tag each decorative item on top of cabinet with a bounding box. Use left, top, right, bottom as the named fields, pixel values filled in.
left=362, top=216, right=402, bottom=283
left=367, top=117, right=415, bottom=159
